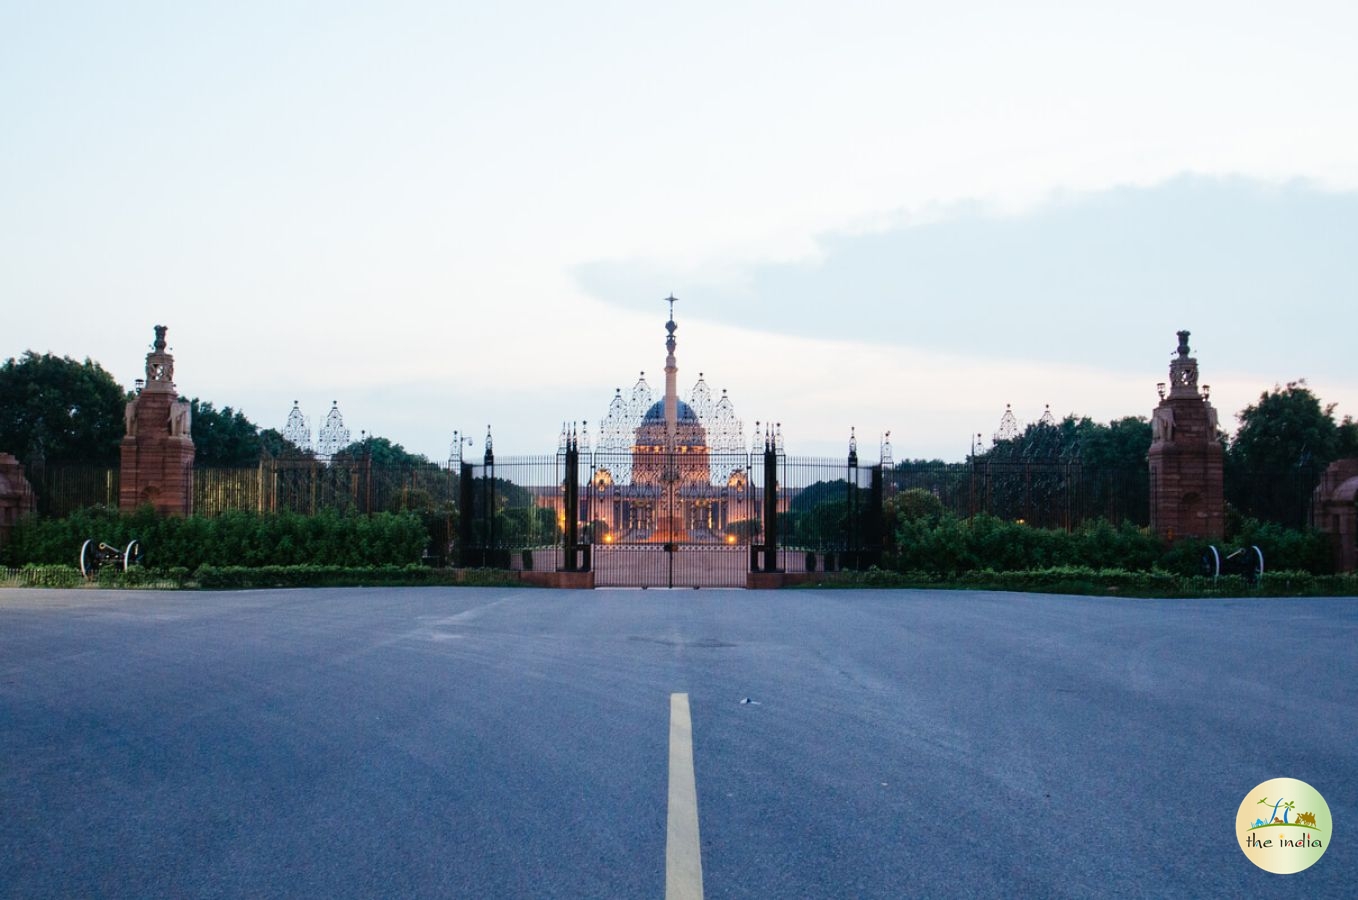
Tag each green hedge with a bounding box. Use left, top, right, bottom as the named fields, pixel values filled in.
left=3, top=564, right=85, bottom=588
left=1, top=563, right=523, bottom=589
left=808, top=566, right=1358, bottom=597
left=4, top=507, right=428, bottom=569
left=5, top=561, right=1352, bottom=596
left=887, top=514, right=1334, bottom=576
left=889, top=515, right=1161, bottom=574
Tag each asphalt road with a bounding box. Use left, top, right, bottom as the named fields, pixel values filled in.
left=2, top=587, right=1355, bottom=898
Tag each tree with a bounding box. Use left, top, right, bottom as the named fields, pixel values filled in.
left=0, top=352, right=126, bottom=463
left=189, top=400, right=309, bottom=466
left=1340, top=416, right=1358, bottom=459
left=1227, top=381, right=1345, bottom=527
left=189, top=400, right=263, bottom=466
left=982, top=414, right=1150, bottom=468
left=333, top=436, right=432, bottom=468
left=1076, top=416, right=1152, bottom=470
left=889, top=487, right=944, bottom=524
left=259, top=427, right=309, bottom=459
left=1230, top=381, right=1341, bottom=471
left=790, top=479, right=852, bottom=512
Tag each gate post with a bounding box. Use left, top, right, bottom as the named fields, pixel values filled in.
left=458, top=461, right=474, bottom=567
left=763, top=435, right=779, bottom=572
left=562, top=431, right=580, bottom=572
left=867, top=463, right=884, bottom=568
left=846, top=428, right=860, bottom=569
left=483, top=426, right=500, bottom=568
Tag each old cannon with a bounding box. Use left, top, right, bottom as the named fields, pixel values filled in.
left=79, top=539, right=143, bottom=579
left=1201, top=544, right=1264, bottom=584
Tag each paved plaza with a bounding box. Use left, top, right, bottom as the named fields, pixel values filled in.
left=2, top=587, right=1356, bottom=897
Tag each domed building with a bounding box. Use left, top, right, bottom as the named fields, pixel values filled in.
left=630, top=399, right=709, bottom=484
left=592, top=301, right=749, bottom=542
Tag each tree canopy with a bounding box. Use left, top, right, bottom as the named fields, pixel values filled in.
left=188, top=399, right=310, bottom=466
left=0, top=352, right=126, bottom=463
left=333, top=436, right=433, bottom=468
left=982, top=414, right=1151, bottom=469
left=790, top=478, right=853, bottom=512
left=1229, top=381, right=1347, bottom=471
left=189, top=400, right=263, bottom=466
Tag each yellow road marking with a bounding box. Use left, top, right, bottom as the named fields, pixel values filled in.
left=666, top=693, right=704, bottom=900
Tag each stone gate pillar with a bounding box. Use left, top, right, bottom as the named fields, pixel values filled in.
left=1313, top=459, right=1358, bottom=573
left=119, top=325, right=195, bottom=516
left=0, top=453, right=37, bottom=550
left=1148, top=330, right=1223, bottom=541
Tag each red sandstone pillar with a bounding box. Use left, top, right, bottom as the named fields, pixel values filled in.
left=119, top=325, right=195, bottom=516
left=1148, top=331, right=1224, bottom=541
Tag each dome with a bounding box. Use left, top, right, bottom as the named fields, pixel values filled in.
left=640, top=399, right=699, bottom=423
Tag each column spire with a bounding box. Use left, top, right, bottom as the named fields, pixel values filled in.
left=664, top=295, right=679, bottom=446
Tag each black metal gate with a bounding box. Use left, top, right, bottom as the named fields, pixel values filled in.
left=454, top=428, right=887, bottom=588
left=590, top=449, right=755, bottom=588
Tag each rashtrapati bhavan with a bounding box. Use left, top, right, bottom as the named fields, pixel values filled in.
left=587, top=299, right=752, bottom=542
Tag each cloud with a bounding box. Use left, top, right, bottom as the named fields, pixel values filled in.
left=574, top=176, right=1358, bottom=381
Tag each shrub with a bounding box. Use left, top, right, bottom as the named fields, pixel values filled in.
left=189, top=564, right=522, bottom=589
left=887, top=514, right=1330, bottom=576
left=12, top=564, right=83, bottom=588
left=804, top=566, right=1358, bottom=597
left=5, top=509, right=428, bottom=569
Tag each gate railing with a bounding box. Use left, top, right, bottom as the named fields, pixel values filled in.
left=453, top=440, right=890, bottom=580
left=21, top=450, right=1248, bottom=574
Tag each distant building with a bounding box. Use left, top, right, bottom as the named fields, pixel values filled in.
left=590, top=301, right=751, bottom=542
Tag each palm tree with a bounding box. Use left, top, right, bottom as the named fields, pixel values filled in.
left=1259, top=796, right=1291, bottom=823
left=1282, top=800, right=1295, bottom=824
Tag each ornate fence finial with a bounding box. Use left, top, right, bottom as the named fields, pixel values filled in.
left=450, top=430, right=473, bottom=468
left=283, top=401, right=311, bottom=453
left=316, top=401, right=349, bottom=462
left=995, top=403, right=1021, bottom=442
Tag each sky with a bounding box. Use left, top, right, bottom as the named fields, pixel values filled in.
left=3, top=1, right=1356, bottom=462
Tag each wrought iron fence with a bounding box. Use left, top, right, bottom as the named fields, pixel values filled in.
left=22, top=458, right=460, bottom=519
left=457, top=448, right=886, bottom=584
left=958, top=461, right=1149, bottom=529
left=1224, top=465, right=1322, bottom=531
left=779, top=455, right=883, bottom=570
left=459, top=454, right=566, bottom=570
left=13, top=452, right=1323, bottom=575
left=25, top=462, right=119, bottom=517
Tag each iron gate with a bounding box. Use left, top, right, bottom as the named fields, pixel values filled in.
left=590, top=449, right=755, bottom=587
left=454, top=430, right=887, bottom=587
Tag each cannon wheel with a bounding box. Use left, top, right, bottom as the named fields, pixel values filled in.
left=1249, top=545, right=1264, bottom=584
left=80, top=539, right=96, bottom=578
left=1201, top=545, right=1221, bottom=579
left=123, top=539, right=142, bottom=571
